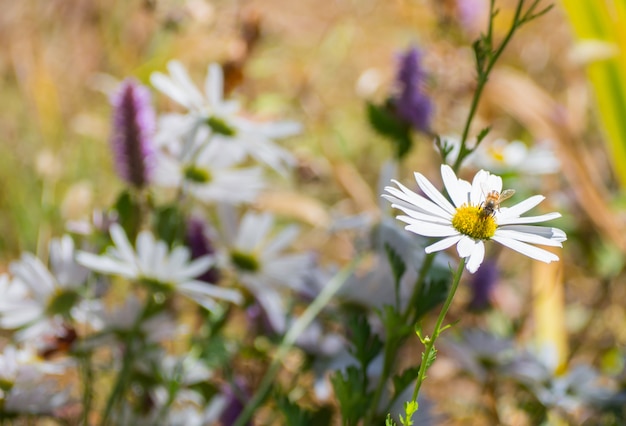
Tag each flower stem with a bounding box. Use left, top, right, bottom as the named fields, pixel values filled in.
left=410, top=257, right=466, bottom=409
left=452, top=0, right=551, bottom=172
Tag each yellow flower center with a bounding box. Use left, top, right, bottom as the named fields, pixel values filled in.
left=451, top=204, right=497, bottom=240
left=487, top=146, right=506, bottom=163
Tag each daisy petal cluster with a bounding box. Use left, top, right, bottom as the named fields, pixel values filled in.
left=0, top=345, right=70, bottom=415
left=218, top=209, right=313, bottom=333
left=76, top=224, right=243, bottom=311
left=150, top=60, right=299, bottom=176
left=383, top=164, right=566, bottom=273
left=0, top=236, right=87, bottom=340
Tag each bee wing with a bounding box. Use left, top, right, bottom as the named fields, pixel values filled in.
left=498, top=189, right=516, bottom=202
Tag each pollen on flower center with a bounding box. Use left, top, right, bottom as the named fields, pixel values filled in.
left=451, top=205, right=497, bottom=240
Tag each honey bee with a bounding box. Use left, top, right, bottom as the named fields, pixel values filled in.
left=480, top=189, right=515, bottom=217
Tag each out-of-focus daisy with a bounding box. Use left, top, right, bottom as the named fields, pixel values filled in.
left=0, top=236, right=87, bottom=340
left=153, top=141, right=265, bottom=205
left=218, top=208, right=312, bottom=333
left=0, top=345, right=70, bottom=415
left=75, top=296, right=178, bottom=348
left=76, top=224, right=242, bottom=311
left=150, top=60, right=300, bottom=174
left=383, top=164, right=566, bottom=273
left=438, top=135, right=560, bottom=175
left=471, top=138, right=560, bottom=175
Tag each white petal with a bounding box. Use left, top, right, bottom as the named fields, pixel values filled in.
left=414, top=172, right=456, bottom=215
left=150, top=73, right=193, bottom=109
left=404, top=221, right=459, bottom=237
left=497, top=225, right=566, bottom=242
left=497, top=211, right=561, bottom=225
left=385, top=181, right=452, bottom=219
left=179, top=281, right=243, bottom=304
left=390, top=203, right=452, bottom=226
left=500, top=195, right=545, bottom=217
left=493, top=229, right=563, bottom=247
left=76, top=252, right=137, bottom=278
left=177, top=255, right=214, bottom=281
left=470, top=170, right=490, bottom=204
left=109, top=224, right=136, bottom=264
left=205, top=63, right=224, bottom=109
left=237, top=213, right=273, bottom=251
left=465, top=241, right=485, bottom=273
left=492, top=235, right=559, bottom=263
left=441, top=164, right=472, bottom=207
left=168, top=60, right=204, bottom=110
left=456, top=236, right=477, bottom=258
left=425, top=235, right=463, bottom=253
left=263, top=226, right=299, bottom=259
left=254, top=288, right=287, bottom=334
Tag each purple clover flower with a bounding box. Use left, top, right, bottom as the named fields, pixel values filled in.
left=186, top=217, right=221, bottom=284
left=391, top=46, right=432, bottom=133
left=110, top=78, right=156, bottom=189
left=219, top=378, right=250, bottom=426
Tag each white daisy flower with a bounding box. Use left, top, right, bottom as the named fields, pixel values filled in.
left=0, top=345, right=71, bottom=415
left=383, top=164, right=566, bottom=273
left=76, top=224, right=243, bottom=310
left=150, top=60, right=300, bottom=175
left=439, top=135, right=560, bottom=175
left=153, top=141, right=265, bottom=205
left=0, top=236, right=87, bottom=340
left=218, top=208, right=313, bottom=333
left=75, top=297, right=178, bottom=347
left=471, top=138, right=560, bottom=175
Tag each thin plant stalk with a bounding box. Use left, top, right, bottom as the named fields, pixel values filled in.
left=410, top=258, right=466, bottom=407
left=232, top=258, right=359, bottom=426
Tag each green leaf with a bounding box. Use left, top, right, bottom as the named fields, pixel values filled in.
left=330, top=366, right=370, bottom=425
left=392, top=366, right=421, bottom=396
left=366, top=101, right=413, bottom=160
left=275, top=394, right=315, bottom=426
left=385, top=243, right=406, bottom=290
left=413, top=267, right=451, bottom=320
left=113, top=190, right=142, bottom=242
left=153, top=204, right=186, bottom=247
left=475, top=126, right=491, bottom=145
left=386, top=414, right=398, bottom=426
left=347, top=313, right=384, bottom=368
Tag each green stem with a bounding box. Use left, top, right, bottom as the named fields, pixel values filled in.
left=365, top=252, right=436, bottom=423
left=80, top=353, right=94, bottom=426
left=100, top=343, right=134, bottom=426
left=232, top=258, right=358, bottom=426
left=452, top=0, right=537, bottom=172
left=410, top=257, right=466, bottom=405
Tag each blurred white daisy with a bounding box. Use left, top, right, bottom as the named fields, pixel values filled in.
left=0, top=236, right=87, bottom=340
left=470, top=138, right=560, bottom=175
left=76, top=224, right=242, bottom=310
left=218, top=208, right=313, bottom=333
left=153, top=141, right=265, bottom=205
left=75, top=296, right=178, bottom=348
left=0, top=345, right=70, bottom=415
left=438, top=135, right=559, bottom=175
left=383, top=164, right=566, bottom=273
left=150, top=60, right=300, bottom=174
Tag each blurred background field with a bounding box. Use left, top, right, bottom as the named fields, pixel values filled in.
left=0, top=0, right=579, bottom=257
left=3, top=0, right=626, bottom=424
